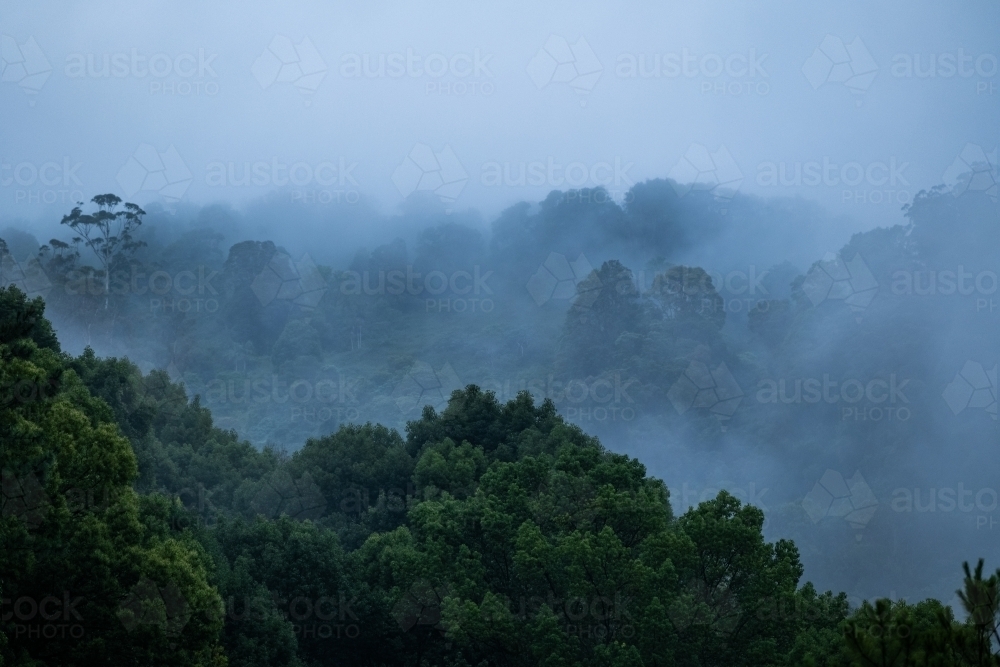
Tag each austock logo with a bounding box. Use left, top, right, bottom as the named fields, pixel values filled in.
left=667, top=360, right=744, bottom=427
left=615, top=47, right=769, bottom=97
left=890, top=266, right=997, bottom=299
left=801, top=252, right=879, bottom=321
left=666, top=581, right=733, bottom=633
left=251, top=470, right=327, bottom=520
left=340, top=264, right=494, bottom=314
left=118, top=578, right=191, bottom=639
left=477, top=373, right=638, bottom=423
left=251, top=252, right=327, bottom=309
left=942, top=143, right=998, bottom=203
left=802, top=469, right=878, bottom=541
left=116, top=144, right=192, bottom=200
left=204, top=372, right=361, bottom=426
left=516, top=591, right=635, bottom=639
left=0, top=34, right=52, bottom=104
left=526, top=252, right=597, bottom=307
left=668, top=144, right=743, bottom=213
left=1, top=469, right=48, bottom=529
left=890, top=484, right=998, bottom=516
left=527, top=35, right=602, bottom=105
left=340, top=267, right=491, bottom=296
left=755, top=593, right=847, bottom=624
left=392, top=143, right=468, bottom=204
left=802, top=35, right=878, bottom=106
left=480, top=156, right=633, bottom=191
left=524, top=592, right=634, bottom=639
left=59, top=264, right=221, bottom=317
left=942, top=361, right=997, bottom=420
left=205, top=156, right=361, bottom=204
left=0, top=253, right=52, bottom=299
left=675, top=481, right=769, bottom=513
left=391, top=585, right=634, bottom=639
left=2, top=468, right=127, bottom=531
left=755, top=156, right=911, bottom=206
left=392, top=580, right=454, bottom=635
left=226, top=591, right=356, bottom=623
left=64, top=47, right=220, bottom=97
left=641, top=264, right=770, bottom=316
left=336, top=481, right=477, bottom=517
left=136, top=370, right=189, bottom=420
left=756, top=374, right=911, bottom=423
left=0, top=157, right=86, bottom=205
left=340, top=48, right=494, bottom=95
left=2, top=592, right=85, bottom=640
left=0, top=376, right=60, bottom=406
left=890, top=49, right=998, bottom=95
left=259, top=592, right=360, bottom=640
left=252, top=35, right=327, bottom=101
left=391, top=360, right=463, bottom=415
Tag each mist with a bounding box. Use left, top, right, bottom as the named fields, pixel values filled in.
left=1, top=2, right=998, bottom=665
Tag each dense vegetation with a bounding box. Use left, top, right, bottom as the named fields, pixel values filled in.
left=1, top=181, right=995, bottom=605
left=1, top=282, right=998, bottom=665
left=1, top=179, right=998, bottom=665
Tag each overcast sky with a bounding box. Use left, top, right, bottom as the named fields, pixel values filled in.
left=1, top=0, right=997, bottom=233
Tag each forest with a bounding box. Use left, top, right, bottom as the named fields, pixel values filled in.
left=1, top=176, right=998, bottom=666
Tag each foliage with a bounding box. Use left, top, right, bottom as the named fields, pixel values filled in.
left=1, top=182, right=997, bottom=665
left=58, top=194, right=146, bottom=304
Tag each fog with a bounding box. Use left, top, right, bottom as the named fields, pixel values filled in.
left=2, top=0, right=999, bottom=650
left=2, top=0, right=997, bottom=228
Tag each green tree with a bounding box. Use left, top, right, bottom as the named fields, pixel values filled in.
left=0, top=286, right=225, bottom=667
left=956, top=560, right=1000, bottom=666
left=646, top=265, right=726, bottom=331
left=557, top=260, right=641, bottom=377
left=59, top=194, right=146, bottom=308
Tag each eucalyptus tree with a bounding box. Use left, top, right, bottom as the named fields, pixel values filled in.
left=60, top=193, right=146, bottom=308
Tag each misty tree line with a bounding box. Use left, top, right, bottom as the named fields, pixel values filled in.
left=1, top=283, right=999, bottom=666
left=1, top=179, right=998, bottom=665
